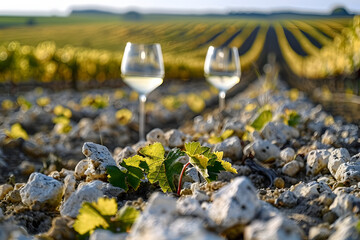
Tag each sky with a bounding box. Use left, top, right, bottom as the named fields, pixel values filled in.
left=0, top=0, right=359, bottom=16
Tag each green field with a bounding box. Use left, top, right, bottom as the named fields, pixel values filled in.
left=0, top=13, right=356, bottom=84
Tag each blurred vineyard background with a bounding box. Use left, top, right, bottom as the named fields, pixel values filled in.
left=0, top=9, right=359, bottom=89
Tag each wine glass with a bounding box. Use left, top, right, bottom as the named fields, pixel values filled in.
left=204, top=46, right=241, bottom=111
left=121, top=42, right=164, bottom=141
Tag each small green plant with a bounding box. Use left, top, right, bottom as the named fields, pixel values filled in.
left=106, top=142, right=237, bottom=196
left=52, top=105, right=72, bottom=134
left=5, top=123, right=29, bottom=140
left=73, top=197, right=139, bottom=236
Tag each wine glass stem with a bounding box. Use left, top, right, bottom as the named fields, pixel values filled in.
left=219, top=91, right=226, bottom=111
left=139, top=94, right=147, bottom=141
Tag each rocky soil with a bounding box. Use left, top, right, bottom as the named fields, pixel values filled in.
left=0, top=76, right=360, bottom=240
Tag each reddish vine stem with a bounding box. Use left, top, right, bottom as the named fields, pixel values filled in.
left=177, top=162, right=191, bottom=196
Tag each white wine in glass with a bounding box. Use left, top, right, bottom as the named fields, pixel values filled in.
left=121, top=42, right=164, bottom=141
left=204, top=46, right=241, bottom=111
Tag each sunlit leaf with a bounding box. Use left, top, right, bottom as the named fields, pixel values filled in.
left=289, top=88, right=299, bottom=101
left=17, top=96, right=32, bottom=111
left=140, top=143, right=184, bottom=193
left=115, top=109, right=132, bottom=125
left=1, top=99, right=15, bottom=110
left=214, top=151, right=237, bottom=174
left=36, top=96, right=51, bottom=107
left=250, top=110, right=272, bottom=130
left=5, top=123, right=29, bottom=140
left=186, top=94, right=205, bottom=113
left=73, top=197, right=117, bottom=235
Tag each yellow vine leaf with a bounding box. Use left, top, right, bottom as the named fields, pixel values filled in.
left=73, top=198, right=117, bottom=235
left=214, top=151, right=237, bottom=174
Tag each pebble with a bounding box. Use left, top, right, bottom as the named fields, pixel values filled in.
left=244, top=140, right=280, bottom=163
left=213, top=136, right=242, bottom=160
left=280, top=147, right=295, bottom=163
left=261, top=122, right=287, bottom=146
left=321, top=130, right=337, bottom=145
left=327, top=148, right=350, bottom=177
left=165, top=129, right=184, bottom=148
left=146, top=128, right=167, bottom=146
left=328, top=215, right=360, bottom=240
left=60, top=180, right=123, bottom=218
left=90, top=230, right=127, bottom=240
left=274, top=177, right=285, bottom=189
left=208, top=177, right=261, bottom=229
left=20, top=172, right=63, bottom=210
left=0, top=184, right=13, bottom=200
left=329, top=193, right=360, bottom=217
left=244, top=215, right=304, bottom=240
left=282, top=161, right=301, bottom=177
left=114, top=146, right=136, bottom=165
left=275, top=190, right=298, bottom=208
left=334, top=162, right=360, bottom=184
left=74, top=159, right=89, bottom=180
left=308, top=225, right=331, bottom=240
left=306, top=149, right=331, bottom=175
left=82, top=142, right=117, bottom=180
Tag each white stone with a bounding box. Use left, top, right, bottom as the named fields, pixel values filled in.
left=208, top=177, right=261, bottom=229
left=0, top=184, right=13, bottom=200
left=350, top=152, right=360, bottom=162
left=213, top=136, right=242, bottom=160
left=176, top=197, right=208, bottom=219
left=146, top=128, right=167, bottom=146
left=329, top=193, right=360, bottom=217
left=329, top=215, right=360, bottom=240
left=165, top=129, right=184, bottom=148
left=328, top=148, right=350, bottom=177
left=291, top=181, right=331, bottom=199
left=115, top=146, right=135, bottom=165
left=321, top=130, right=337, bottom=145
left=60, top=180, right=123, bottom=218
left=90, top=230, right=127, bottom=240
left=185, top=167, right=200, bottom=183
left=282, top=161, right=300, bottom=177
left=261, top=122, right=287, bottom=146
left=306, top=149, right=330, bottom=175
left=244, top=215, right=304, bottom=240
left=74, top=159, right=89, bottom=180
left=20, top=172, right=63, bottom=210
left=275, top=190, right=298, bottom=208
left=63, top=174, right=76, bottom=201
left=308, top=226, right=331, bottom=240
left=280, top=147, right=295, bottom=163
left=244, top=140, right=280, bottom=163
left=334, top=162, right=360, bottom=184
left=82, top=142, right=117, bottom=180
left=0, top=208, right=3, bottom=219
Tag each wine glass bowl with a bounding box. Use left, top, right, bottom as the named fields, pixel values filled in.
left=204, top=46, right=241, bottom=110
left=121, top=42, right=164, bottom=141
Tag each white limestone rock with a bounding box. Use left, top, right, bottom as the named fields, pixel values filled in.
left=321, top=130, right=337, bottom=145
left=115, top=146, right=136, bottom=165
left=350, top=152, right=360, bottom=162
left=146, top=128, right=167, bottom=146
left=328, top=148, right=350, bottom=177
left=280, top=147, right=296, bottom=163
left=213, top=136, right=242, bottom=160
left=176, top=197, right=208, bottom=219
left=90, top=230, right=127, bottom=240
left=329, top=193, right=360, bottom=217
left=334, top=161, right=360, bottom=184
left=0, top=184, right=13, bottom=200
left=291, top=181, right=331, bottom=199
left=261, top=122, right=287, bottom=146
left=275, top=190, right=298, bottom=208
left=82, top=142, right=117, bottom=180
left=244, top=140, right=280, bottom=163
left=63, top=173, right=76, bottom=201
left=20, top=172, right=63, bottom=210
left=60, top=180, right=123, bottom=218
left=165, top=129, right=184, bottom=148
left=282, top=161, right=301, bottom=177
left=208, top=177, right=261, bottom=229
left=306, top=149, right=330, bottom=175
left=329, top=215, right=360, bottom=240
left=74, top=159, right=89, bottom=180
left=244, top=215, right=304, bottom=240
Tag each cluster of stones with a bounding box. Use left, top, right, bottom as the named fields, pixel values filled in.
left=0, top=79, right=359, bottom=239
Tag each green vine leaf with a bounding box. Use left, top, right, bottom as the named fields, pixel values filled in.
left=140, top=142, right=184, bottom=193
left=250, top=109, right=273, bottom=130
left=106, top=155, right=147, bottom=192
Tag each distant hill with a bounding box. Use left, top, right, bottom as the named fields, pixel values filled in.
left=70, top=7, right=355, bottom=19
